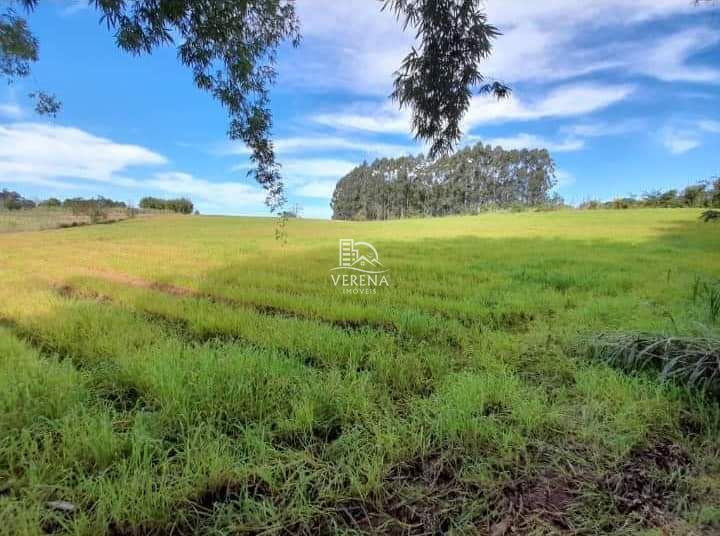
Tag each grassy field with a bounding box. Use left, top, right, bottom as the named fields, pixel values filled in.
left=1, top=209, right=719, bottom=534
left=0, top=207, right=144, bottom=234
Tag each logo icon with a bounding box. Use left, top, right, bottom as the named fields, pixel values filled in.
left=332, top=239, right=388, bottom=274
left=330, top=239, right=390, bottom=294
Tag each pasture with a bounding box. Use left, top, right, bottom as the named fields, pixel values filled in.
left=0, top=209, right=719, bottom=534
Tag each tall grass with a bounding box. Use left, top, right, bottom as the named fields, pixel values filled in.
left=588, top=332, right=720, bottom=395
left=0, top=209, right=719, bottom=534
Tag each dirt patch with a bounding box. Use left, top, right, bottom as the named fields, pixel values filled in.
left=321, top=453, right=482, bottom=535
left=601, top=440, right=690, bottom=526
left=490, top=472, right=579, bottom=535
left=87, top=269, right=194, bottom=297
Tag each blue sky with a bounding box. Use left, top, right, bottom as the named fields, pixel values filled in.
left=1, top=0, right=719, bottom=218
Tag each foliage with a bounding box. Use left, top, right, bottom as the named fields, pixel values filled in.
left=693, top=276, right=720, bottom=323
left=588, top=332, right=720, bottom=396
left=581, top=179, right=720, bottom=210
left=0, top=8, right=37, bottom=80
left=0, top=188, right=35, bottom=210
left=28, top=90, right=61, bottom=118
left=61, top=197, right=126, bottom=223
left=384, top=0, right=509, bottom=157
left=331, top=141, right=556, bottom=220
left=701, top=209, right=720, bottom=222
left=139, top=196, right=194, bottom=214
left=38, top=197, right=61, bottom=207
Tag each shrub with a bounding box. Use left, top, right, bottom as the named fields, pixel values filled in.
left=587, top=332, right=720, bottom=396
left=139, top=197, right=194, bottom=214
left=1, top=189, right=35, bottom=210
left=39, top=197, right=62, bottom=207
left=700, top=210, right=720, bottom=223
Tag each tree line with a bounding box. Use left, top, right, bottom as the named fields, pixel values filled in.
left=1, top=190, right=195, bottom=215
left=580, top=179, right=720, bottom=209
left=139, top=197, right=194, bottom=214
left=331, top=143, right=559, bottom=220
left=1, top=190, right=126, bottom=211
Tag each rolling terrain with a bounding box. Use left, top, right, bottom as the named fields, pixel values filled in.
left=1, top=209, right=719, bottom=534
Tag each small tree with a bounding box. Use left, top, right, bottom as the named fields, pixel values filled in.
left=39, top=197, right=62, bottom=208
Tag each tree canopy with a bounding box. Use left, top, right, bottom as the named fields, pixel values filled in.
left=0, top=0, right=508, bottom=213
left=331, top=142, right=558, bottom=220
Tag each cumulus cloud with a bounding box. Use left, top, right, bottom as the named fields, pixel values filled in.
left=0, top=122, right=167, bottom=184
left=660, top=127, right=701, bottom=154
left=284, top=0, right=412, bottom=95
left=463, top=84, right=635, bottom=129
left=0, top=121, right=270, bottom=214
left=658, top=118, right=720, bottom=154
left=290, top=0, right=716, bottom=96
left=311, top=102, right=412, bottom=135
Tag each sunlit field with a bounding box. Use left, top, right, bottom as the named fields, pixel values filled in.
left=1, top=209, right=719, bottom=534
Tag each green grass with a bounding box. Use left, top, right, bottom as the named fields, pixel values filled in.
left=0, top=209, right=719, bottom=534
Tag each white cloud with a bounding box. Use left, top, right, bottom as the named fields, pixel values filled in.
left=0, top=121, right=270, bottom=215
left=311, top=102, right=412, bottom=135
left=632, top=28, right=720, bottom=83
left=312, top=83, right=634, bottom=137
left=223, top=135, right=419, bottom=158
left=464, top=83, right=635, bottom=129
left=658, top=118, right=720, bottom=154
left=295, top=180, right=338, bottom=198
left=0, top=103, right=22, bottom=119
left=660, top=127, right=701, bottom=154
left=479, top=133, right=585, bottom=153
left=286, top=1, right=412, bottom=95
left=481, top=3, right=719, bottom=85
left=699, top=119, right=720, bottom=133
left=231, top=156, right=356, bottom=194
left=0, top=122, right=167, bottom=184
left=290, top=0, right=716, bottom=97
left=562, top=119, right=646, bottom=138
left=147, top=172, right=266, bottom=211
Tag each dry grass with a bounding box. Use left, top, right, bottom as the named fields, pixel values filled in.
left=0, top=207, right=160, bottom=233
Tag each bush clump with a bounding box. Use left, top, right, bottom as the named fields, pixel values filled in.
left=139, top=197, right=194, bottom=214
left=700, top=210, right=720, bottom=223
left=587, top=332, right=720, bottom=396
